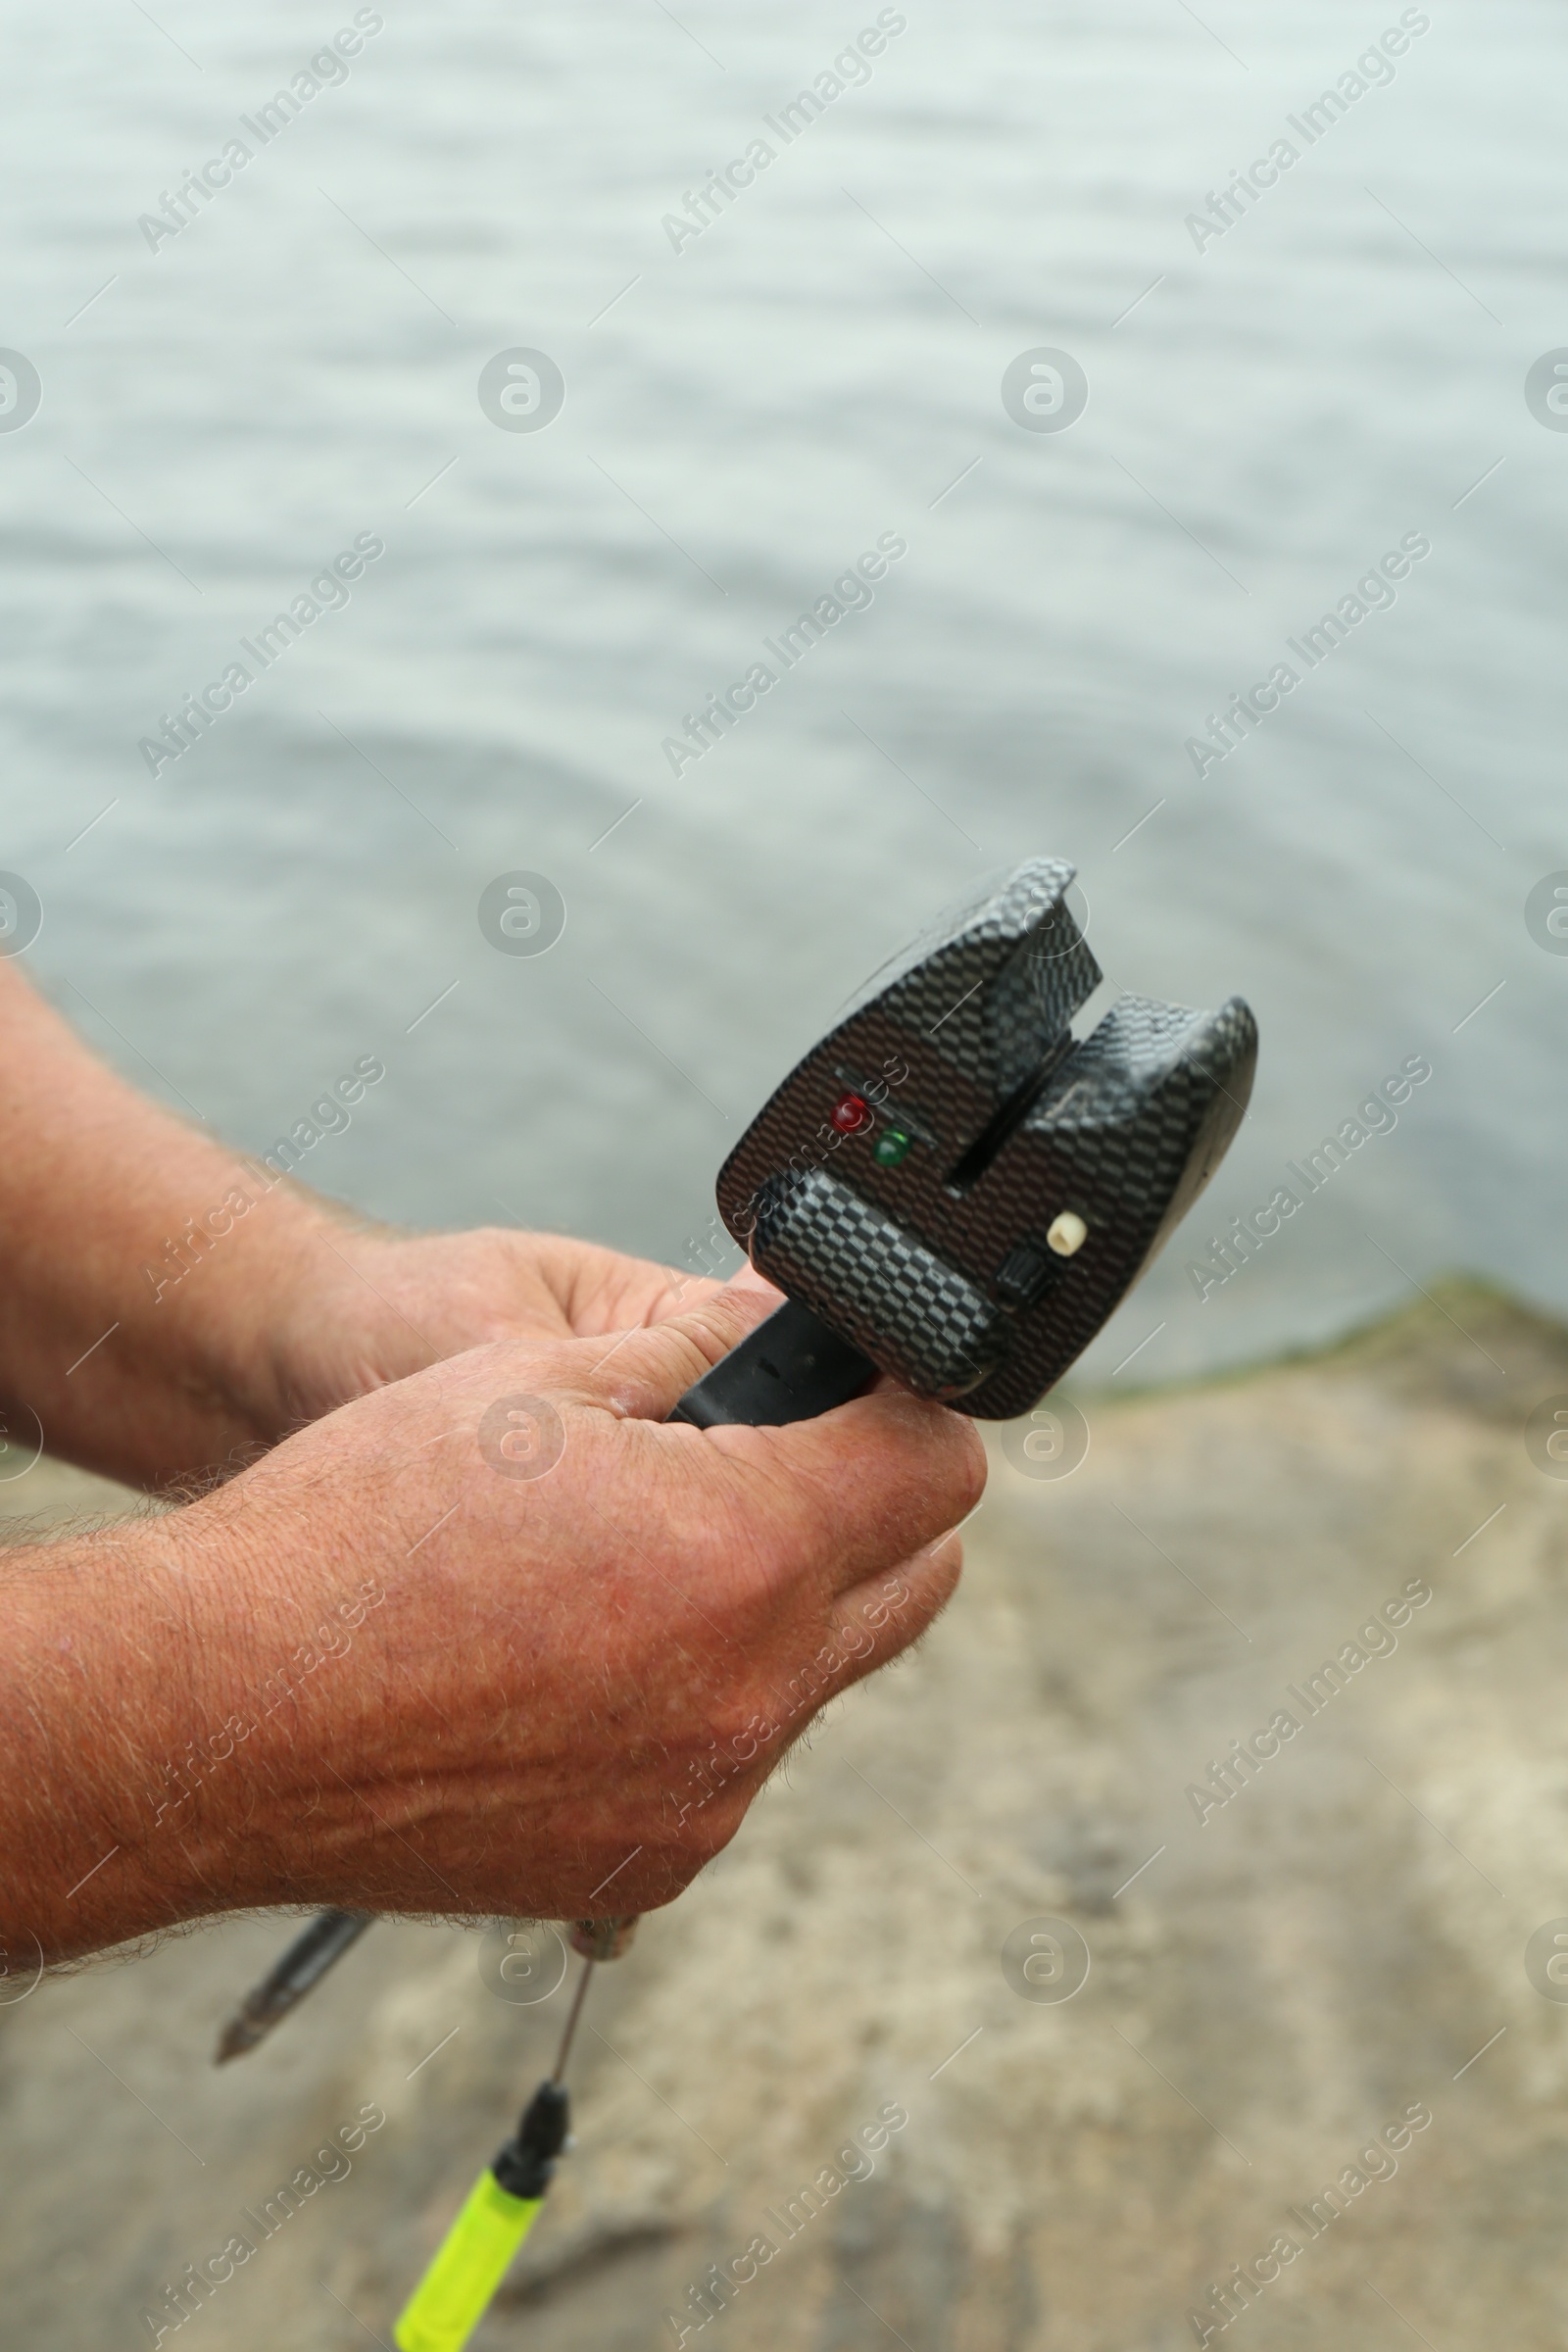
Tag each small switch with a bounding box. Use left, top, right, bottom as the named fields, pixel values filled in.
left=994, top=1241, right=1057, bottom=1310
left=1047, top=1210, right=1089, bottom=1257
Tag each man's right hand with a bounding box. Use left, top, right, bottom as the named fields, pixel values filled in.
left=1, top=1282, right=985, bottom=1964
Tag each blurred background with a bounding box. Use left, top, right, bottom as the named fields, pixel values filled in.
left=4, top=3, right=1568, bottom=2346
left=5, top=0, right=1565, bottom=1376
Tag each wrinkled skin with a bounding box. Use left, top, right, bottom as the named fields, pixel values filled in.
left=0, top=962, right=986, bottom=1961
left=7, top=1276, right=984, bottom=1959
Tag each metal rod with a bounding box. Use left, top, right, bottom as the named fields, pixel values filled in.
left=214, top=1908, right=374, bottom=2063
left=550, top=1955, right=597, bottom=2084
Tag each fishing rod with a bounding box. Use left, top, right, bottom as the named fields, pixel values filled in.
left=393, top=1918, right=633, bottom=2352
left=215, top=858, right=1257, bottom=2344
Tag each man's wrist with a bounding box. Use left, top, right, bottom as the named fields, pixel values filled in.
left=0, top=958, right=384, bottom=1486
left=159, top=1175, right=362, bottom=1446
left=68, top=1163, right=360, bottom=1484
left=0, top=1504, right=292, bottom=1960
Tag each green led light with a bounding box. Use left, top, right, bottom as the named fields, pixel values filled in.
left=873, top=1128, right=913, bottom=1167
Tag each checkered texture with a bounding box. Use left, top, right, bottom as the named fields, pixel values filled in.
left=753, top=1168, right=1003, bottom=1399
left=716, top=858, right=1256, bottom=1422
left=843, top=858, right=1103, bottom=1098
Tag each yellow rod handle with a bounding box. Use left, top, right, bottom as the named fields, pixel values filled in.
left=394, top=2170, right=543, bottom=2352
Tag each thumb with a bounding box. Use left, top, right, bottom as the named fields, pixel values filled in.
left=558, top=1277, right=787, bottom=1422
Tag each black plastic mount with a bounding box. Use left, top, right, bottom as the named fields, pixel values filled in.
left=667, top=1297, right=876, bottom=1429
left=706, top=860, right=1257, bottom=1421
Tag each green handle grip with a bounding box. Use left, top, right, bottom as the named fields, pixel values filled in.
left=394, top=2170, right=542, bottom=2352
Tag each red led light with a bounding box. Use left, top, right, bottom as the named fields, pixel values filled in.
left=830, top=1090, right=871, bottom=1134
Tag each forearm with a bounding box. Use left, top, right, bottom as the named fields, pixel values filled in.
left=0, top=1514, right=266, bottom=1962
left=1, top=1480, right=420, bottom=1966
left=0, top=961, right=343, bottom=1487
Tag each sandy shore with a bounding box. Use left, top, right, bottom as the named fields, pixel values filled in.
left=4, top=1280, right=1567, bottom=2350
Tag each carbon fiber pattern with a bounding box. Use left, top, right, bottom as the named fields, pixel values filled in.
left=846, top=858, right=1102, bottom=1096
left=715, top=859, right=1256, bottom=1423
left=753, top=1168, right=1003, bottom=1398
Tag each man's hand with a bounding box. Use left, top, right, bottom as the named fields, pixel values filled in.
left=0, top=956, right=741, bottom=1489
left=0, top=954, right=991, bottom=1971
left=244, top=1223, right=745, bottom=1435
left=2, top=1284, right=986, bottom=1963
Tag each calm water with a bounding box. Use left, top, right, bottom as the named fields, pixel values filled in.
left=3, top=0, right=1565, bottom=1385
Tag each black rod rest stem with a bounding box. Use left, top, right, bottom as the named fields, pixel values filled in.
left=667, top=1298, right=874, bottom=1429
left=493, top=2080, right=571, bottom=2199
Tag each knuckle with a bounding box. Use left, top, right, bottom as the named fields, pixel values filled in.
left=930, top=1540, right=965, bottom=1598
left=905, top=1400, right=986, bottom=1522
left=690, top=1794, right=745, bottom=1864
left=706, top=1689, right=776, bottom=1763
left=951, top=1414, right=989, bottom=1512
left=776, top=1634, right=840, bottom=1719
left=655, top=1785, right=741, bottom=1876
left=625, top=1847, right=701, bottom=1913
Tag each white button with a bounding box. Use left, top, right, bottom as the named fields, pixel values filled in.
left=1047, top=1210, right=1088, bottom=1256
